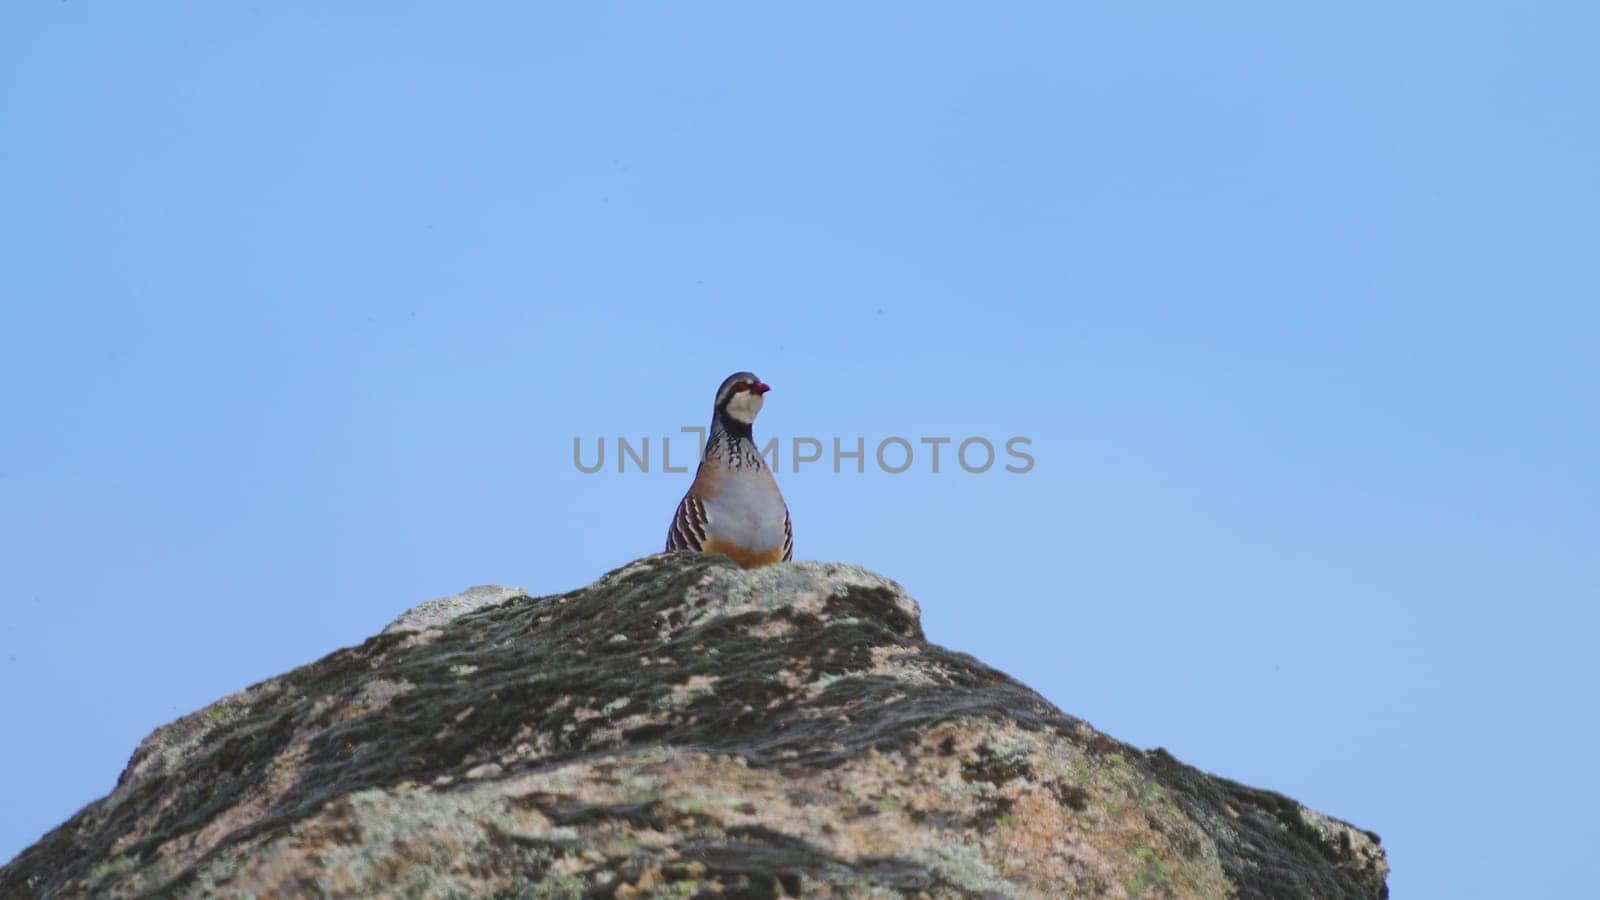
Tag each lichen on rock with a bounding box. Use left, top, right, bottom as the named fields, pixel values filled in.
left=0, top=553, right=1388, bottom=898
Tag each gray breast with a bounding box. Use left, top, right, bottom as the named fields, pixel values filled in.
left=704, top=469, right=788, bottom=552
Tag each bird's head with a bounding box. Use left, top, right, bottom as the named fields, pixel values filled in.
left=715, top=371, right=771, bottom=427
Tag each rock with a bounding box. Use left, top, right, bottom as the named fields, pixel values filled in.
left=0, top=554, right=1388, bottom=898
left=381, top=583, right=528, bottom=636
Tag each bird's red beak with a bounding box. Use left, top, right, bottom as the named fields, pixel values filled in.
left=753, top=382, right=771, bottom=395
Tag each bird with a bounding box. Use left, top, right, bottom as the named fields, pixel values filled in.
left=666, top=371, right=793, bottom=569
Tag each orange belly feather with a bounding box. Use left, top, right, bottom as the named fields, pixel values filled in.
left=702, top=537, right=786, bottom=569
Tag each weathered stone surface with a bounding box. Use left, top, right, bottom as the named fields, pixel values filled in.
left=0, top=554, right=1387, bottom=898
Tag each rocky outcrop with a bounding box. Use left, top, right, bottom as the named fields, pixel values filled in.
left=0, top=554, right=1387, bottom=898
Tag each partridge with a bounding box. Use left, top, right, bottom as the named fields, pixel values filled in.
left=666, top=371, right=793, bottom=568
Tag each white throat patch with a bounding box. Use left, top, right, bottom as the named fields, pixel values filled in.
left=724, top=391, right=764, bottom=424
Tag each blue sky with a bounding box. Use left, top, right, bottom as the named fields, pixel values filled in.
left=2, top=4, right=1596, bottom=896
